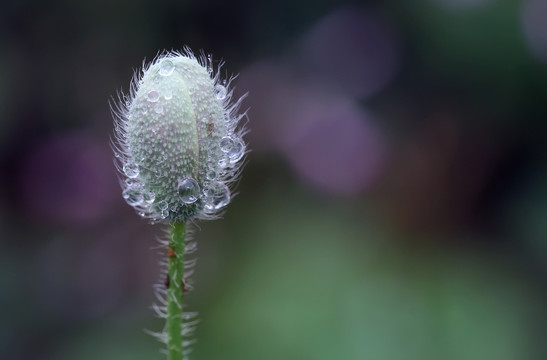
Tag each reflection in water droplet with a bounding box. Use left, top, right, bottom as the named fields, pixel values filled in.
left=218, top=156, right=230, bottom=168
left=203, top=182, right=230, bottom=212
left=228, top=139, right=244, bottom=162
left=142, top=189, right=156, bottom=204
left=159, top=59, right=175, bottom=76
left=147, top=90, right=160, bottom=102
left=160, top=209, right=169, bottom=219
left=220, top=136, right=234, bottom=153
left=214, top=84, right=227, bottom=100
left=164, top=89, right=173, bottom=100
left=178, top=178, right=200, bottom=204
left=123, top=187, right=144, bottom=206
left=123, top=162, right=140, bottom=178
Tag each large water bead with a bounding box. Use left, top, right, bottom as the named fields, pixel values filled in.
left=203, top=182, right=231, bottom=212
left=123, top=162, right=140, bottom=178
left=178, top=177, right=200, bottom=204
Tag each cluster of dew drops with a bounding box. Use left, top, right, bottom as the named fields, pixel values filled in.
left=118, top=56, right=246, bottom=222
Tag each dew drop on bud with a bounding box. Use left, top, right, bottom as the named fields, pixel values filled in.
left=178, top=178, right=200, bottom=204
left=123, top=162, right=140, bottom=178
left=142, top=189, right=156, bottom=204
left=228, top=139, right=244, bottom=162
left=218, top=156, right=230, bottom=169
left=123, top=187, right=144, bottom=206
left=203, top=182, right=230, bottom=212
left=147, top=90, right=160, bottom=102
left=154, top=104, right=164, bottom=114
left=159, top=59, right=175, bottom=76
left=206, top=169, right=217, bottom=181
left=157, top=199, right=169, bottom=211
left=220, top=136, right=234, bottom=153
left=214, top=84, right=226, bottom=100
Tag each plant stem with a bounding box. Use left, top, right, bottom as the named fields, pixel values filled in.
left=167, top=221, right=186, bottom=360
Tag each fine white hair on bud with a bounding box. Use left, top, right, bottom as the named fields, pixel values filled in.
left=112, top=48, right=248, bottom=223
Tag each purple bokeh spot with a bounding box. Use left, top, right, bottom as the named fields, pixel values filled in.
left=521, top=0, right=547, bottom=63
left=19, top=132, right=118, bottom=225
left=281, top=98, right=386, bottom=196
left=298, top=7, right=400, bottom=98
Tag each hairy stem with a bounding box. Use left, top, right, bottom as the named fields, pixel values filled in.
left=167, top=222, right=186, bottom=360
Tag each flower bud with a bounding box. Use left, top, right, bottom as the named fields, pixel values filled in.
left=112, top=49, right=247, bottom=222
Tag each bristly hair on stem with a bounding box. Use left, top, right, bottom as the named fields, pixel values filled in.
left=146, top=222, right=200, bottom=360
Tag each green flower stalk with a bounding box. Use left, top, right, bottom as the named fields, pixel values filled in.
left=112, top=48, right=248, bottom=360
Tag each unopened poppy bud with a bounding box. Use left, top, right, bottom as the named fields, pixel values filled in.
left=112, top=49, right=247, bottom=222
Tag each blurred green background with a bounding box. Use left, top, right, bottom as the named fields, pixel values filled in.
left=1, top=0, right=546, bottom=359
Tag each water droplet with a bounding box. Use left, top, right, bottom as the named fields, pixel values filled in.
left=157, top=200, right=169, bottom=211
left=228, top=139, right=244, bottom=162
left=147, top=90, right=160, bottom=102
left=123, top=162, right=140, bottom=178
left=142, top=189, right=156, bottom=204
left=178, top=178, right=200, bottom=204
left=214, top=84, right=226, bottom=100
left=160, top=208, right=169, bottom=219
left=159, top=59, right=175, bottom=76
left=203, top=182, right=230, bottom=212
left=218, top=156, right=230, bottom=168
left=155, top=170, right=162, bottom=178
left=164, top=89, right=173, bottom=100
left=171, top=204, right=179, bottom=212
left=206, top=169, right=217, bottom=181
left=123, top=187, right=144, bottom=206
left=154, top=104, right=164, bottom=114
left=220, top=136, right=234, bottom=153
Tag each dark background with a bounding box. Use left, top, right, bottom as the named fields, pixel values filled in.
left=1, top=0, right=546, bottom=359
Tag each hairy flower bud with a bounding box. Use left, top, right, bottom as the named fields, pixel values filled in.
left=112, top=49, right=248, bottom=222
